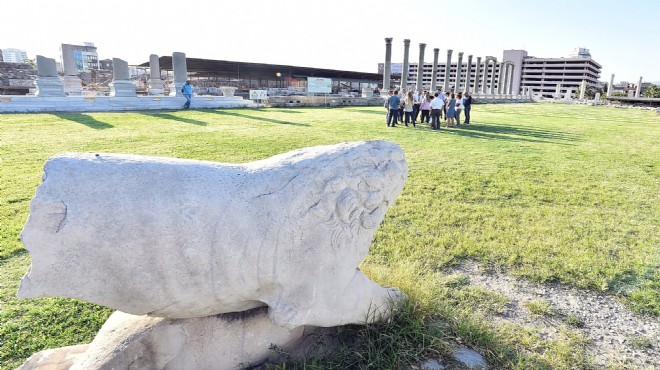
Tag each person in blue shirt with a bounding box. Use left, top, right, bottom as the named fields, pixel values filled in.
left=387, top=90, right=401, bottom=127
left=181, top=80, right=193, bottom=109
left=463, top=91, right=474, bottom=124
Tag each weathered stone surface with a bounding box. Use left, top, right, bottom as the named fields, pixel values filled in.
left=453, top=347, right=487, bottom=369
left=68, top=308, right=304, bottom=370
left=36, top=55, right=58, bottom=77
left=17, top=344, right=88, bottom=370
left=18, top=141, right=407, bottom=328
left=111, top=58, right=129, bottom=81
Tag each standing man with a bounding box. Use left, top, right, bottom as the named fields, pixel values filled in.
left=429, top=93, right=443, bottom=130
left=437, top=87, right=446, bottom=123
left=387, top=90, right=401, bottom=127
left=463, top=91, right=473, bottom=124
left=412, top=89, right=423, bottom=125
left=181, top=80, right=193, bottom=109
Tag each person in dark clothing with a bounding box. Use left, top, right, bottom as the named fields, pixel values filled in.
left=463, top=91, right=474, bottom=124
left=387, top=90, right=401, bottom=127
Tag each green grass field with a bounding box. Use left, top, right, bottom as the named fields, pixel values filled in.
left=0, top=104, right=658, bottom=369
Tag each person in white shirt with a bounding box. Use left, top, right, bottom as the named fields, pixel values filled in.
left=429, top=93, right=444, bottom=130
left=412, top=89, right=423, bottom=124
left=454, top=92, right=464, bottom=125
left=437, top=87, right=446, bottom=122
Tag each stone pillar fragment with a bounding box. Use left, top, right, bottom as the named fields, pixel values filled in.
left=401, top=39, right=411, bottom=91
left=170, top=52, right=188, bottom=97
left=444, top=49, right=453, bottom=92
left=455, top=52, right=463, bottom=93
left=607, top=74, right=614, bottom=97
left=579, top=80, right=586, bottom=100
left=430, top=48, right=439, bottom=91
left=35, top=55, right=65, bottom=97
left=109, top=58, right=137, bottom=97
left=636, top=76, right=642, bottom=98
left=555, top=83, right=562, bottom=99
left=383, top=38, right=393, bottom=90
left=148, top=54, right=164, bottom=95
left=416, top=43, right=426, bottom=90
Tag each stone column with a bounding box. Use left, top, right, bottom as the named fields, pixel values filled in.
left=607, top=74, right=614, bottom=97
left=400, top=39, right=411, bottom=91
left=455, top=52, right=464, bottom=93
left=636, top=76, right=642, bottom=98
left=579, top=80, right=586, bottom=100
left=465, top=55, right=473, bottom=93
left=416, top=43, right=426, bottom=90
left=507, top=63, right=515, bottom=95
left=443, top=49, right=453, bottom=92
left=148, top=54, right=164, bottom=95
left=383, top=38, right=393, bottom=90
left=35, top=55, right=65, bottom=97
left=482, top=57, right=491, bottom=94
left=489, top=57, right=498, bottom=95
left=109, top=58, right=137, bottom=97
left=497, top=63, right=506, bottom=95
left=555, top=83, right=562, bottom=99
left=170, top=52, right=188, bottom=97
left=430, top=48, right=439, bottom=91
left=474, top=57, right=481, bottom=95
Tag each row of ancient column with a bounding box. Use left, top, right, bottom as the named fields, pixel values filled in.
left=383, top=38, right=517, bottom=95
left=33, top=52, right=190, bottom=97
left=606, top=74, right=645, bottom=98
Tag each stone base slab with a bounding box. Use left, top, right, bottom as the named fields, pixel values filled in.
left=35, top=77, right=66, bottom=97
left=0, top=95, right=256, bottom=113
left=109, top=80, right=137, bottom=97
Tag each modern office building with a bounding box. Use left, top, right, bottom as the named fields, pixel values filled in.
left=391, top=47, right=602, bottom=98
left=60, top=42, right=99, bottom=72
left=511, top=48, right=601, bottom=98
left=1, top=48, right=29, bottom=63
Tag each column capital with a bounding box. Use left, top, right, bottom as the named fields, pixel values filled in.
left=419, top=43, right=426, bottom=48
left=458, top=52, right=464, bottom=57
left=403, top=39, right=411, bottom=45
left=433, top=48, right=439, bottom=53
left=385, top=37, right=393, bottom=44
left=447, top=49, right=453, bottom=54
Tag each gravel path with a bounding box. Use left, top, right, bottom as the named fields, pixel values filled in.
left=450, top=263, right=659, bottom=369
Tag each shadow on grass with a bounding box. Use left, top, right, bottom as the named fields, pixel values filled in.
left=482, top=107, right=660, bottom=124
left=346, top=109, right=388, bottom=116
left=0, top=248, right=27, bottom=264
left=411, top=123, right=578, bottom=145
left=206, top=110, right=309, bottom=127
left=138, top=111, right=208, bottom=126
left=54, top=113, right=113, bottom=129
left=263, top=109, right=304, bottom=114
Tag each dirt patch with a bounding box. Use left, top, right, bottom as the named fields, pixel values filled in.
left=450, top=263, right=659, bottom=369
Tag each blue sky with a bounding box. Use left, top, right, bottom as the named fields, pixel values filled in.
left=2, top=0, right=658, bottom=83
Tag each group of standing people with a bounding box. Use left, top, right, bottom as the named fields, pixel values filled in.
left=384, top=87, right=473, bottom=129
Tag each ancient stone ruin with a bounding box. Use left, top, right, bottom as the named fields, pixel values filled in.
left=17, top=140, right=408, bottom=369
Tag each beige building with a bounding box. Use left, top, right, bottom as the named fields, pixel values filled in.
left=398, top=48, right=601, bottom=97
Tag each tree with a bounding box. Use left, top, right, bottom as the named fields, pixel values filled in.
left=643, top=84, right=660, bottom=98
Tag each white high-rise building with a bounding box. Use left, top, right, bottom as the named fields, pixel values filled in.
left=1, top=48, right=28, bottom=63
